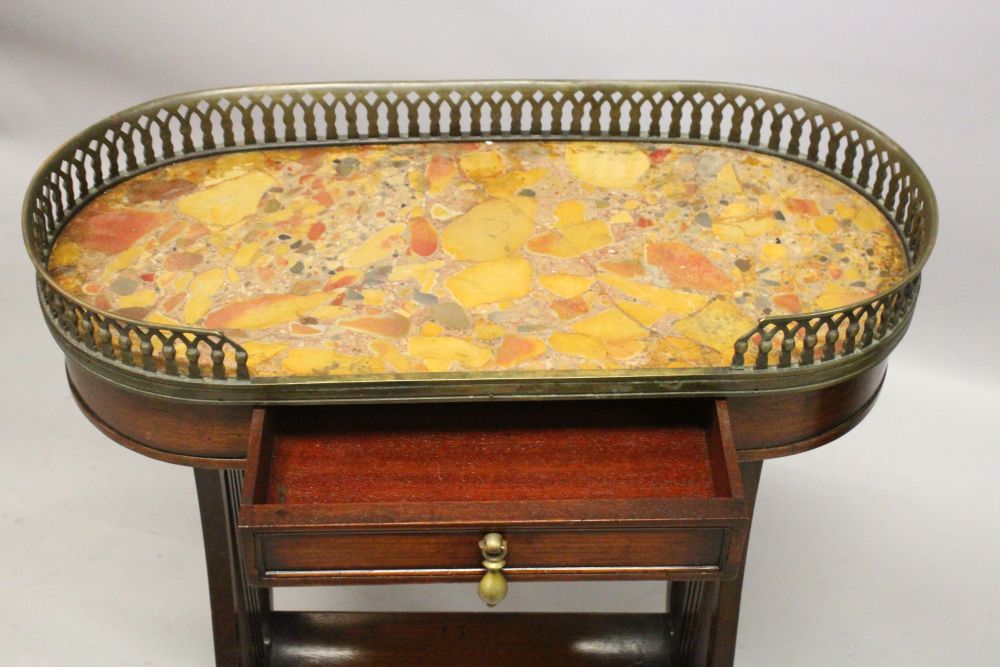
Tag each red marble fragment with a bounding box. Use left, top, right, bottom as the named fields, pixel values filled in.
left=425, top=155, right=456, bottom=184
left=649, top=148, right=672, bottom=164
left=162, top=292, right=186, bottom=313
left=496, top=335, right=544, bottom=367
left=788, top=198, right=820, bottom=216
left=551, top=296, right=589, bottom=320
left=307, top=222, right=326, bottom=241
left=312, top=190, right=334, bottom=207
left=127, top=178, right=195, bottom=203
left=186, top=222, right=210, bottom=238
left=408, top=217, right=438, bottom=256
left=158, top=220, right=187, bottom=245
left=636, top=216, right=654, bottom=228
left=341, top=313, right=410, bottom=338
left=324, top=273, right=358, bottom=291
left=646, top=242, right=735, bottom=292
left=163, top=251, right=203, bottom=271
left=73, top=211, right=164, bottom=254
left=772, top=293, right=802, bottom=313
left=599, top=260, right=645, bottom=277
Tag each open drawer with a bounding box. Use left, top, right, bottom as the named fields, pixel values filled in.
left=238, top=399, right=749, bottom=593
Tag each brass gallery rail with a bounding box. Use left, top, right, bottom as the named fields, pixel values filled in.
left=23, top=81, right=936, bottom=402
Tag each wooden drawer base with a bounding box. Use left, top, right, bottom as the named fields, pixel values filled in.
left=239, top=399, right=749, bottom=588
left=269, top=612, right=676, bottom=666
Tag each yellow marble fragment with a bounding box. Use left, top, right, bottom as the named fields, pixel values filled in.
left=549, top=332, right=606, bottom=361
left=565, top=143, right=650, bottom=188
left=554, top=200, right=586, bottom=226
left=103, top=245, right=145, bottom=278
left=430, top=203, right=460, bottom=220
left=362, top=289, right=386, bottom=306
left=407, top=336, right=492, bottom=369
left=117, top=289, right=157, bottom=308
left=715, top=163, right=743, bottom=194
left=539, top=274, right=595, bottom=299
left=341, top=223, right=406, bottom=268
left=506, top=195, right=538, bottom=221
left=572, top=309, right=649, bottom=340
left=233, top=242, right=260, bottom=267
left=49, top=242, right=80, bottom=268
left=388, top=261, right=443, bottom=293
left=526, top=220, right=613, bottom=258
left=241, top=341, right=288, bottom=372
left=673, top=300, right=757, bottom=354
left=173, top=271, right=193, bottom=291
left=854, top=205, right=887, bottom=232
left=459, top=150, right=505, bottom=179
left=407, top=169, right=427, bottom=193
left=720, top=202, right=752, bottom=219
left=815, top=215, right=838, bottom=234
left=815, top=287, right=866, bottom=310
left=598, top=273, right=710, bottom=313
left=761, top=243, right=788, bottom=262
left=835, top=203, right=856, bottom=219
left=421, top=322, right=445, bottom=336
left=183, top=268, right=226, bottom=324
left=610, top=211, right=633, bottom=225
left=177, top=171, right=278, bottom=228
left=474, top=320, right=506, bottom=340
left=712, top=204, right=776, bottom=242
left=369, top=340, right=412, bottom=372
left=440, top=199, right=534, bottom=261
left=444, top=258, right=532, bottom=308
left=206, top=292, right=330, bottom=329
left=648, top=336, right=717, bottom=368
left=604, top=339, right=645, bottom=360
left=617, top=301, right=667, bottom=326
left=145, top=313, right=180, bottom=326
left=282, top=348, right=342, bottom=375
left=481, top=167, right=547, bottom=198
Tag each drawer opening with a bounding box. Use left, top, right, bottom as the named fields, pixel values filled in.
left=244, top=399, right=739, bottom=507
left=239, top=399, right=749, bottom=585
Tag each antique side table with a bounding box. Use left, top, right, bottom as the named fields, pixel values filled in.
left=24, top=81, right=935, bottom=665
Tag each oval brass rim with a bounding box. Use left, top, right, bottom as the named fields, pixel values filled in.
left=22, top=80, right=936, bottom=403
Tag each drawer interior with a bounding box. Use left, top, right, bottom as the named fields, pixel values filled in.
left=238, top=398, right=749, bottom=584
left=244, top=399, right=741, bottom=509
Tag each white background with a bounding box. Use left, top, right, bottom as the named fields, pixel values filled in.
left=2, top=2, right=998, bottom=665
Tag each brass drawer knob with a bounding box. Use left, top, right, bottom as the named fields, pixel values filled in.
left=477, top=532, right=508, bottom=607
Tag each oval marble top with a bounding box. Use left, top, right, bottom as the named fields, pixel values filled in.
left=50, top=141, right=906, bottom=377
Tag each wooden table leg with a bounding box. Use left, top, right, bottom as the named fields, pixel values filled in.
left=195, top=468, right=271, bottom=667
left=670, top=460, right=763, bottom=666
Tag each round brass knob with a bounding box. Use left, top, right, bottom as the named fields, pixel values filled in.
left=477, top=532, right=508, bottom=607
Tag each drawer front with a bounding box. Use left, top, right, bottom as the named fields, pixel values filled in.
left=246, top=525, right=737, bottom=584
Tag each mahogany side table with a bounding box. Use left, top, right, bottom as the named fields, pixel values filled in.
left=25, top=81, right=935, bottom=666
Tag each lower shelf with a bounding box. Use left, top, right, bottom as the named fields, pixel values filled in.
left=268, top=611, right=676, bottom=666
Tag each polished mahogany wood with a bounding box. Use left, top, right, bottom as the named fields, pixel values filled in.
left=69, top=361, right=251, bottom=466
left=195, top=469, right=270, bottom=666
left=728, top=361, right=886, bottom=459
left=268, top=611, right=674, bottom=666
left=67, top=358, right=888, bottom=466
left=262, top=401, right=721, bottom=504
left=239, top=400, right=748, bottom=586
left=64, top=355, right=886, bottom=665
